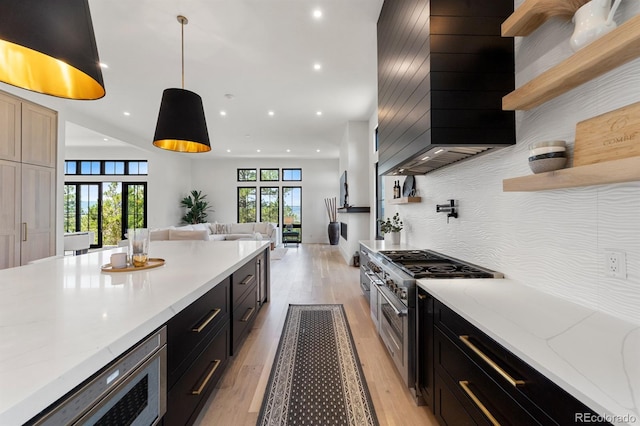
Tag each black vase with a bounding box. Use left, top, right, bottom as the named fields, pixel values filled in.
left=328, top=222, right=340, bottom=245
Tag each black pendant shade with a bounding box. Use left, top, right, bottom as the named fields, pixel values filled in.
left=153, top=88, right=211, bottom=153
left=0, top=0, right=105, bottom=100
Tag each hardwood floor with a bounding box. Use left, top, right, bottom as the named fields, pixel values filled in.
left=194, top=244, right=437, bottom=426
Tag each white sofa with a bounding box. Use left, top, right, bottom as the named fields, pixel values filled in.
left=147, top=222, right=278, bottom=246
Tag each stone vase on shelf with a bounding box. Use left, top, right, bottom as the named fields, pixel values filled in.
left=328, top=222, right=340, bottom=245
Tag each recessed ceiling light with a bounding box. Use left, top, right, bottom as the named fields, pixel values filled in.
left=316, top=111, right=322, bottom=116
left=99, top=62, right=109, bottom=68
left=103, top=138, right=108, bottom=141
left=421, top=156, right=430, bottom=161
left=434, top=149, right=445, bottom=154
left=220, top=111, right=227, bottom=116
left=313, top=63, right=322, bottom=71
left=313, top=9, right=322, bottom=19
left=286, top=149, right=291, bottom=153
left=268, top=110, right=275, bottom=116
left=257, top=149, right=261, bottom=153
left=123, top=111, right=130, bottom=116
left=316, top=149, right=320, bottom=152
left=226, top=149, right=231, bottom=153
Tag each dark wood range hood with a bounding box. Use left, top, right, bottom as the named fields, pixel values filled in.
left=377, top=0, right=515, bottom=175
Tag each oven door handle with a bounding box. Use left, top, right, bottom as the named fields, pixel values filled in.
left=378, top=287, right=407, bottom=317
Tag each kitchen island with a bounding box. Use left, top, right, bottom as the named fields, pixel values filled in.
left=0, top=239, right=269, bottom=425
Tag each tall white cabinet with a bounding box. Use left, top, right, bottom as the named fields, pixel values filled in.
left=0, top=91, right=57, bottom=269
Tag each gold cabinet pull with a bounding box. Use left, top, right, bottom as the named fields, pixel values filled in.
left=191, top=359, right=221, bottom=395
left=240, top=307, right=255, bottom=322
left=240, top=274, right=255, bottom=286
left=191, top=308, right=221, bottom=333
left=459, top=335, right=525, bottom=387
left=459, top=381, right=501, bottom=426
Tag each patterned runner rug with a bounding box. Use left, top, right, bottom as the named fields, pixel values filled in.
left=257, top=304, right=379, bottom=426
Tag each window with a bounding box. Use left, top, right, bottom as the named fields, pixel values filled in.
left=282, top=186, right=302, bottom=241
left=64, top=182, right=147, bottom=247
left=282, top=168, right=302, bottom=181
left=260, top=187, right=279, bottom=224
left=237, top=187, right=257, bottom=222
left=260, top=169, right=279, bottom=181
left=238, top=169, right=257, bottom=181
left=65, top=160, right=147, bottom=176
left=105, top=161, right=125, bottom=175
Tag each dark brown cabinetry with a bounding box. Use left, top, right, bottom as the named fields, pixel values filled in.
left=166, top=278, right=230, bottom=426
left=417, top=293, right=610, bottom=425
left=377, top=0, right=515, bottom=175
left=231, top=256, right=259, bottom=355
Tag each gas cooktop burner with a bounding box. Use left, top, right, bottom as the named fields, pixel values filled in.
left=378, top=249, right=502, bottom=279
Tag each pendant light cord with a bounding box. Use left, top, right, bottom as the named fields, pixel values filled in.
left=177, top=15, right=188, bottom=89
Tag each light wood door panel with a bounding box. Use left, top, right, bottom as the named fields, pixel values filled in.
left=20, top=164, right=55, bottom=265
left=0, top=160, right=21, bottom=269
left=21, top=102, right=57, bottom=168
left=0, top=92, right=21, bottom=162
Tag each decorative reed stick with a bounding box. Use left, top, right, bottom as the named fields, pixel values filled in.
left=324, top=197, right=337, bottom=222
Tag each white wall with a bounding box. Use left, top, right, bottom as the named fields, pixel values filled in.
left=381, top=1, right=640, bottom=325
left=190, top=157, right=338, bottom=244
left=338, top=121, right=372, bottom=263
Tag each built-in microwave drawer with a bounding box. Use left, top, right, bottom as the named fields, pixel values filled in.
left=434, top=328, right=540, bottom=425
left=232, top=257, right=257, bottom=306
left=165, top=325, right=229, bottom=426
left=434, top=300, right=609, bottom=425
left=167, top=278, right=230, bottom=387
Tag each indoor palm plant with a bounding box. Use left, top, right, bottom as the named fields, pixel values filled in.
left=378, top=212, right=403, bottom=244
left=180, top=190, right=212, bottom=224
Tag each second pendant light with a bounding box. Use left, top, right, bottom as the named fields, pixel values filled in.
left=153, top=15, right=211, bottom=153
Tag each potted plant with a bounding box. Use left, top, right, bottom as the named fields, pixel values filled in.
left=378, top=212, right=403, bottom=245
left=180, top=190, right=212, bottom=224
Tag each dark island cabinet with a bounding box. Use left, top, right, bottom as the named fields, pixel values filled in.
left=165, top=248, right=269, bottom=426
left=231, top=256, right=259, bottom=355
left=417, top=291, right=611, bottom=425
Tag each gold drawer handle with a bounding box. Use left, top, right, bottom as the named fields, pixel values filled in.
left=191, top=308, right=221, bottom=333
left=459, top=380, right=501, bottom=426
left=459, top=335, right=525, bottom=387
left=191, top=359, right=221, bottom=395
left=240, top=274, right=255, bottom=286
left=240, top=306, right=255, bottom=322
left=418, top=294, right=427, bottom=300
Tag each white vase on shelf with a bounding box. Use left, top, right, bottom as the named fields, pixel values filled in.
left=570, top=0, right=623, bottom=51
left=385, top=232, right=401, bottom=245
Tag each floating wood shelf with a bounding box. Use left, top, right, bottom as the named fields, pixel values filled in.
left=502, top=0, right=589, bottom=37
left=502, top=156, right=640, bottom=191
left=337, top=206, right=370, bottom=213
left=503, top=14, right=640, bottom=111
left=389, top=197, right=422, bottom=205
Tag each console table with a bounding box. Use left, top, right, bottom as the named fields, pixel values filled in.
left=282, top=231, right=300, bottom=247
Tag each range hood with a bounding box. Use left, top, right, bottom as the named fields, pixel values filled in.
left=377, top=0, right=515, bottom=176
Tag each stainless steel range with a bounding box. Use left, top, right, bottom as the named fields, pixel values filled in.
left=359, top=245, right=502, bottom=402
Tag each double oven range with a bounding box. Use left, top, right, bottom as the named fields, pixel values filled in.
left=360, top=245, right=502, bottom=401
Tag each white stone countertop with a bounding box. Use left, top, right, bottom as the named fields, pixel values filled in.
left=360, top=240, right=639, bottom=425
left=419, top=278, right=639, bottom=426
left=0, top=240, right=269, bottom=426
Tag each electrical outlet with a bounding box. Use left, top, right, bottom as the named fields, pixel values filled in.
left=604, top=250, right=627, bottom=279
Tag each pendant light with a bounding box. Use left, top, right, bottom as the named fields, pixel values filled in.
left=153, top=15, right=211, bottom=153
left=0, top=0, right=105, bottom=100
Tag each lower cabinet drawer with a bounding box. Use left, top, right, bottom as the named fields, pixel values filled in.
left=165, top=324, right=230, bottom=426
left=434, top=372, right=475, bottom=426
left=435, top=329, right=541, bottom=426
left=232, top=283, right=258, bottom=355
left=168, top=278, right=230, bottom=387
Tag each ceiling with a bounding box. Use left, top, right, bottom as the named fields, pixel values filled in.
left=64, top=0, right=383, bottom=159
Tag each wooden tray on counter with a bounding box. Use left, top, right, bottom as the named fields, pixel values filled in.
left=101, top=258, right=165, bottom=272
